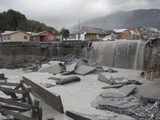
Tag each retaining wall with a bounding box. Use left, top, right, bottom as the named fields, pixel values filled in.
left=0, top=41, right=88, bottom=68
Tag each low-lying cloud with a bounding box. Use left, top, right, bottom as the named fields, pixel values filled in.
left=0, top=0, right=159, bottom=29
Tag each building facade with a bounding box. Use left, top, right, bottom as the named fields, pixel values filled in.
left=1, top=31, right=31, bottom=42
left=31, top=31, right=58, bottom=42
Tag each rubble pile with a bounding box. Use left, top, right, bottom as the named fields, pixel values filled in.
left=20, top=58, right=160, bottom=120
left=0, top=80, right=43, bottom=120
left=51, top=54, right=79, bottom=64
left=98, top=73, right=142, bottom=86
left=66, top=110, right=135, bottom=120
left=92, top=75, right=160, bottom=120
left=39, top=61, right=66, bottom=75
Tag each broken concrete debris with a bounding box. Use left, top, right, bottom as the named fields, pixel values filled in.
left=56, top=76, right=81, bottom=85
left=39, top=82, right=56, bottom=88
left=49, top=76, right=81, bottom=85
left=91, top=80, right=160, bottom=120
left=66, top=62, right=77, bottom=73
left=66, top=110, right=135, bottom=120
left=61, top=62, right=78, bottom=75
left=102, top=67, right=118, bottom=73
left=75, top=65, right=96, bottom=75
left=92, top=85, right=140, bottom=112
left=98, top=73, right=127, bottom=85
left=39, top=62, right=65, bottom=75
left=102, top=84, right=123, bottom=89
left=98, top=73, right=142, bottom=85
left=26, top=58, right=96, bottom=76
left=92, top=95, right=140, bottom=110
left=101, top=85, right=136, bottom=98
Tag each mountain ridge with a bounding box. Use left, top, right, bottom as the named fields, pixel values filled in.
left=72, top=9, right=160, bottom=31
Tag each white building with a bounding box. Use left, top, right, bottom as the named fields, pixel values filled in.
left=70, top=26, right=107, bottom=41
left=1, top=31, right=31, bottom=42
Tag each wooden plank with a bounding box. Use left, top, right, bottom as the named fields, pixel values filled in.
left=0, top=82, right=19, bottom=86
left=0, top=97, right=31, bottom=109
left=0, top=109, right=33, bottom=120
left=0, top=86, right=30, bottom=94
left=22, top=77, right=64, bottom=113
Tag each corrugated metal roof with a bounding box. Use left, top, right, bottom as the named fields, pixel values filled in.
left=113, top=29, right=128, bottom=33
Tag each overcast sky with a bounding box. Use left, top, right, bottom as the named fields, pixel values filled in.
left=0, top=0, right=160, bottom=29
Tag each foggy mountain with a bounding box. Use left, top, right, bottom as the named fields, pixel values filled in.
left=72, top=9, right=160, bottom=31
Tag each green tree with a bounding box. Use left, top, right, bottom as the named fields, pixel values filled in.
left=60, top=28, right=70, bottom=40
left=0, top=9, right=57, bottom=32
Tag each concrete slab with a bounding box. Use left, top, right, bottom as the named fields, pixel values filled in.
left=75, top=65, right=96, bottom=75
left=101, top=85, right=136, bottom=98
left=98, top=73, right=128, bottom=85
left=56, top=76, right=81, bottom=85
left=118, top=85, right=137, bottom=97
left=98, top=72, right=142, bottom=85
left=92, top=95, right=139, bottom=109
left=23, top=73, right=64, bottom=113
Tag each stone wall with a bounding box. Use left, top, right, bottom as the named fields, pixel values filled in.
left=144, top=38, right=160, bottom=79
left=0, top=41, right=88, bottom=68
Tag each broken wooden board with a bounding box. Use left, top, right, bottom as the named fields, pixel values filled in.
left=0, top=108, right=34, bottom=120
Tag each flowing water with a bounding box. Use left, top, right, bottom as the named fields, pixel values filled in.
left=87, top=40, right=145, bottom=70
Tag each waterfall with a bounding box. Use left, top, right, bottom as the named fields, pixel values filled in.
left=133, top=40, right=145, bottom=70
left=89, top=40, right=145, bottom=70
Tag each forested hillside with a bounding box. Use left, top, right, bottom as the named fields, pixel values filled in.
left=0, top=9, right=57, bottom=32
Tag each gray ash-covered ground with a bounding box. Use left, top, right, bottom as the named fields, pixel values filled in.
left=0, top=58, right=160, bottom=120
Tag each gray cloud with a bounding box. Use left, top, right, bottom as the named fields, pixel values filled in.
left=0, top=0, right=160, bottom=29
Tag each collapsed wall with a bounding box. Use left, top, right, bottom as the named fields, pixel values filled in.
left=0, top=41, right=88, bottom=68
